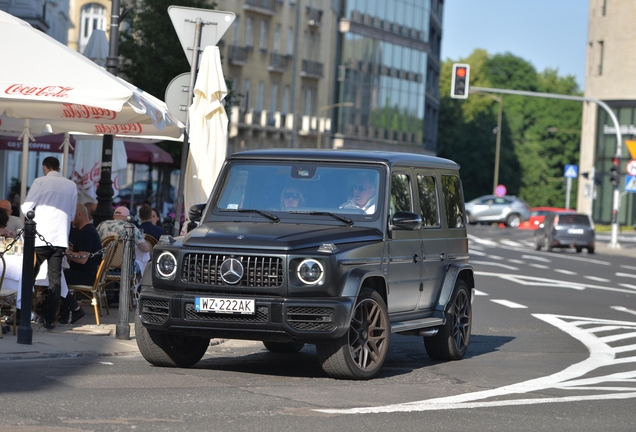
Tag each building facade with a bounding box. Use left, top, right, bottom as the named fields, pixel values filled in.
left=578, top=0, right=636, bottom=225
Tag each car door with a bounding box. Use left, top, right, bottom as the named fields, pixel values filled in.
left=386, top=170, right=421, bottom=313
left=415, top=171, right=447, bottom=311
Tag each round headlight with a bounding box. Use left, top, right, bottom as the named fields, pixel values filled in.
left=297, top=259, right=324, bottom=285
left=156, top=252, right=177, bottom=278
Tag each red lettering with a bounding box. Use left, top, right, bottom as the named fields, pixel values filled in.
left=62, top=104, right=117, bottom=120
left=94, top=123, right=143, bottom=134
left=5, top=84, right=74, bottom=98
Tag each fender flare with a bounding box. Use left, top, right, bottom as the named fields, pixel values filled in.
left=435, top=262, right=474, bottom=313
left=341, top=267, right=387, bottom=299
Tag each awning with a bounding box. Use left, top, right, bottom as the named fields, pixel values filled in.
left=0, top=133, right=74, bottom=153
left=124, top=141, right=174, bottom=165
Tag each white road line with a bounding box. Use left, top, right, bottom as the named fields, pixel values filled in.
left=616, top=272, right=636, bottom=279
left=470, top=261, right=519, bottom=270
left=618, top=284, right=636, bottom=291
left=507, top=259, right=525, bottom=264
left=473, top=289, right=489, bottom=296
left=490, top=299, right=527, bottom=309
left=611, top=306, right=636, bottom=316
left=468, top=235, right=498, bottom=246
left=500, top=239, right=524, bottom=247
left=554, top=269, right=577, bottom=275
left=529, top=263, right=550, bottom=269
left=489, top=255, right=505, bottom=261
left=620, top=265, right=636, bottom=271
left=469, top=249, right=487, bottom=256
left=599, top=332, right=636, bottom=343
left=475, top=271, right=636, bottom=294
left=584, top=275, right=610, bottom=282
left=522, top=254, right=552, bottom=263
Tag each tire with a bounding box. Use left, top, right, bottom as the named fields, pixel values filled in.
left=534, top=235, right=542, bottom=251
left=575, top=246, right=583, bottom=253
left=135, top=313, right=210, bottom=368
left=505, top=213, right=521, bottom=228
left=544, top=236, right=553, bottom=252
left=263, top=341, right=305, bottom=353
left=424, top=280, right=472, bottom=361
left=316, top=288, right=390, bottom=380
left=587, top=246, right=595, bottom=254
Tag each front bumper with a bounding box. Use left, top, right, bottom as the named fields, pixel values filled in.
left=138, top=286, right=354, bottom=343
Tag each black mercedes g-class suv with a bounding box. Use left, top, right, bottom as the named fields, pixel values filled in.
left=136, top=149, right=474, bottom=380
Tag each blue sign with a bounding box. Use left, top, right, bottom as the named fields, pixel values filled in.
left=626, top=176, right=636, bottom=192
left=564, top=165, right=578, bottom=178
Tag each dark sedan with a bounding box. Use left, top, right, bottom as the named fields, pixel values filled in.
left=534, top=212, right=595, bottom=253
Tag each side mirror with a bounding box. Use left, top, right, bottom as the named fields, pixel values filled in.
left=392, top=211, right=422, bottom=230
left=188, top=203, right=206, bottom=223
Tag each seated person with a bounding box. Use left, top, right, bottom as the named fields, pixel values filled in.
left=138, top=204, right=163, bottom=240
left=96, top=206, right=150, bottom=253
left=0, top=199, right=23, bottom=233
left=339, top=173, right=378, bottom=214
left=0, top=207, right=15, bottom=238
left=280, top=187, right=306, bottom=210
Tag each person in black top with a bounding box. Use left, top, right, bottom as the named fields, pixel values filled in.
left=66, top=203, right=102, bottom=285
left=138, top=204, right=163, bottom=240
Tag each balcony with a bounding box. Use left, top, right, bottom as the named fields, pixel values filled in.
left=268, top=53, right=290, bottom=73
left=228, top=45, right=249, bottom=66
left=229, top=106, right=294, bottom=139
left=244, top=0, right=276, bottom=16
left=306, top=6, right=323, bottom=27
left=300, top=59, right=323, bottom=79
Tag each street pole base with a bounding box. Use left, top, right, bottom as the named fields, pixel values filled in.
left=608, top=241, right=621, bottom=249
left=17, top=326, right=33, bottom=345
left=116, top=324, right=131, bottom=340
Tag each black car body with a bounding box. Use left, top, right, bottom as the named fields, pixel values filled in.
left=534, top=212, right=595, bottom=253
left=136, top=149, right=475, bottom=379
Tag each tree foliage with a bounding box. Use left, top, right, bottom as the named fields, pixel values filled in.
left=438, top=49, right=582, bottom=208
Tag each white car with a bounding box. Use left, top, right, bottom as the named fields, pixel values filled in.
left=465, top=195, right=530, bottom=228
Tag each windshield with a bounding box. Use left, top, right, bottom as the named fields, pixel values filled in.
left=210, top=162, right=383, bottom=222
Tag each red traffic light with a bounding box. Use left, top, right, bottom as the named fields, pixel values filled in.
left=456, top=67, right=467, bottom=78
left=612, top=157, right=620, bottom=165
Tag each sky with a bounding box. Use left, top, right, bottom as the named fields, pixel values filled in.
left=441, top=0, right=589, bottom=90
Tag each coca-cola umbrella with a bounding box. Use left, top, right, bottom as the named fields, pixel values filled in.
left=0, top=10, right=184, bottom=202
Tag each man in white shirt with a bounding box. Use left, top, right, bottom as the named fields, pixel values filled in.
left=22, top=157, right=78, bottom=330
left=0, top=199, right=23, bottom=233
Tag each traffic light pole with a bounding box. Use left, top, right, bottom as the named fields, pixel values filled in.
left=470, top=86, right=623, bottom=248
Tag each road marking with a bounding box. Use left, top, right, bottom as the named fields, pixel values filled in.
left=554, top=269, right=577, bottom=275
left=489, top=255, right=505, bottom=261
left=500, top=239, right=525, bottom=247
left=475, top=271, right=636, bottom=294
left=490, top=299, right=527, bottom=309
left=584, top=275, right=610, bottom=282
left=611, top=306, right=636, bottom=316
left=469, top=249, right=487, bottom=256
left=616, top=272, right=636, bottom=279
left=470, top=261, right=519, bottom=270
left=620, top=265, right=636, bottom=271
left=529, top=263, right=550, bottom=269
left=316, top=314, right=636, bottom=414
left=473, top=289, right=489, bottom=296
left=507, top=259, right=525, bottom=264
left=522, top=254, right=551, bottom=263
left=468, top=235, right=499, bottom=247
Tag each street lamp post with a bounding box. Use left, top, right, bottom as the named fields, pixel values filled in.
left=316, top=102, right=354, bottom=148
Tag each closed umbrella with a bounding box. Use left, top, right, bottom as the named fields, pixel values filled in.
left=184, top=46, right=228, bottom=215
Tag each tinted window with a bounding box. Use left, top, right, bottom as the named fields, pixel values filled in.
left=390, top=173, right=411, bottom=216
left=557, top=214, right=591, bottom=226
left=417, top=174, right=440, bottom=227
left=442, top=175, right=464, bottom=228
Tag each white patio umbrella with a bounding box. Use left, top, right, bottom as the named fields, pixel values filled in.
left=0, top=10, right=183, bottom=202
left=184, top=46, right=228, bottom=217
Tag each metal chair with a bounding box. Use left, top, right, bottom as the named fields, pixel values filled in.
left=102, top=235, right=136, bottom=311
left=0, top=255, right=18, bottom=337
left=143, top=233, right=158, bottom=250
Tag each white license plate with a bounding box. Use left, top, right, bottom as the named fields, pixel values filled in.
left=195, top=297, right=255, bottom=315
left=568, top=228, right=584, bottom=234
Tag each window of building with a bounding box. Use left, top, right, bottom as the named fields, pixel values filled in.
left=270, top=84, right=278, bottom=113
left=243, top=79, right=251, bottom=110
left=282, top=86, right=290, bottom=113
left=246, top=17, right=253, bottom=48
left=259, top=20, right=267, bottom=51
left=256, top=82, right=265, bottom=112
left=286, top=27, right=293, bottom=55
left=79, top=3, right=106, bottom=53
left=273, top=24, right=281, bottom=53
left=598, top=40, right=604, bottom=75
left=232, top=16, right=240, bottom=44
left=304, top=88, right=312, bottom=116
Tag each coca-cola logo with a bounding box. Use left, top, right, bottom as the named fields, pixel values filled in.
left=5, top=84, right=74, bottom=98
left=94, top=123, right=143, bottom=134
left=62, top=104, right=117, bottom=121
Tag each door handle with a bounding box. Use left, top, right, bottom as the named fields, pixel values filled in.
left=413, top=253, right=419, bottom=263
left=439, top=252, right=445, bottom=261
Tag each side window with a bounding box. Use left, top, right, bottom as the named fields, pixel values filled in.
left=390, top=173, right=411, bottom=217
left=441, top=174, right=465, bottom=228
left=416, top=174, right=440, bottom=227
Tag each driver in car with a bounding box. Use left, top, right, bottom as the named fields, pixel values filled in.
left=340, top=173, right=377, bottom=214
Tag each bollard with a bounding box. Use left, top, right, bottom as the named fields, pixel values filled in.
left=116, top=215, right=134, bottom=340
left=162, top=215, right=174, bottom=236
left=17, top=211, right=36, bottom=345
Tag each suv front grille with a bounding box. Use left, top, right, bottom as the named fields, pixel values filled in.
left=140, top=299, right=170, bottom=324
left=184, top=303, right=269, bottom=322
left=287, top=306, right=336, bottom=331
left=181, top=253, right=284, bottom=287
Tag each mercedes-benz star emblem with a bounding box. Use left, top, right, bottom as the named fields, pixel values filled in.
left=220, top=258, right=244, bottom=284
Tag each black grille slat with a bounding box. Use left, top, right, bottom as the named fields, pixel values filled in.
left=181, top=253, right=284, bottom=287
left=141, top=299, right=170, bottom=324
left=184, top=303, right=268, bottom=322
left=286, top=306, right=336, bottom=332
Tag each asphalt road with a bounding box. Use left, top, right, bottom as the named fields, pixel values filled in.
left=1, top=225, right=635, bottom=431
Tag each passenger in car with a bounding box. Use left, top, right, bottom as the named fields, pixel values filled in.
left=280, top=187, right=306, bottom=210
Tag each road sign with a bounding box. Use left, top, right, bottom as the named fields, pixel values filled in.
left=564, top=165, right=578, bottom=178
left=626, top=160, right=636, bottom=176
left=165, top=72, right=191, bottom=124
left=626, top=176, right=636, bottom=192
left=626, top=140, right=636, bottom=160
left=495, top=184, right=507, bottom=197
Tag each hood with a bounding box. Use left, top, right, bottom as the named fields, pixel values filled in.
left=183, top=221, right=383, bottom=251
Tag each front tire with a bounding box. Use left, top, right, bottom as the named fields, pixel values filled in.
left=505, top=213, right=521, bottom=228
left=135, top=313, right=210, bottom=368
left=534, top=235, right=542, bottom=251
left=316, top=288, right=390, bottom=380
left=263, top=341, right=305, bottom=353
left=424, top=280, right=472, bottom=361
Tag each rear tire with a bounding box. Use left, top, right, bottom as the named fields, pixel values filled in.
left=135, top=313, right=210, bottom=368
left=587, top=246, right=595, bottom=254
left=263, top=341, right=305, bottom=353
left=505, top=213, right=521, bottom=228
left=575, top=246, right=583, bottom=253
left=424, top=280, right=472, bottom=361
left=316, top=288, right=390, bottom=380
left=534, top=235, right=542, bottom=251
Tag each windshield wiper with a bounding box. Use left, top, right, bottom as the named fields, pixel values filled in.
left=220, top=209, right=280, bottom=223
left=289, top=211, right=354, bottom=226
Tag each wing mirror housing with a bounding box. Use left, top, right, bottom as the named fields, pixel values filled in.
left=392, top=211, right=422, bottom=230
left=188, top=203, right=206, bottom=223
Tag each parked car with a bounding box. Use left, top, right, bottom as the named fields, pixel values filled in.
left=135, top=149, right=475, bottom=380
left=114, top=180, right=176, bottom=208
left=534, top=212, right=595, bottom=253
left=517, top=207, right=574, bottom=230
left=465, top=195, right=530, bottom=228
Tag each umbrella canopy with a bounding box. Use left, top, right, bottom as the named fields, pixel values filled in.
left=124, top=142, right=174, bottom=165
left=184, top=46, right=228, bottom=214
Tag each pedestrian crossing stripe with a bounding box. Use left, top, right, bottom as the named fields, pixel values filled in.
left=565, top=165, right=578, bottom=178
left=626, top=175, right=636, bottom=192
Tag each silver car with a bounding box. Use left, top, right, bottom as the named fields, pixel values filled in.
left=465, top=195, right=530, bottom=228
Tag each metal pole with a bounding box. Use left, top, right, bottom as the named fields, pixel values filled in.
left=493, top=96, right=502, bottom=194
left=116, top=215, right=134, bottom=339
left=17, top=211, right=36, bottom=344
left=289, top=2, right=301, bottom=148
left=174, top=18, right=203, bottom=236
left=566, top=177, right=572, bottom=209
left=471, top=86, right=623, bottom=248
